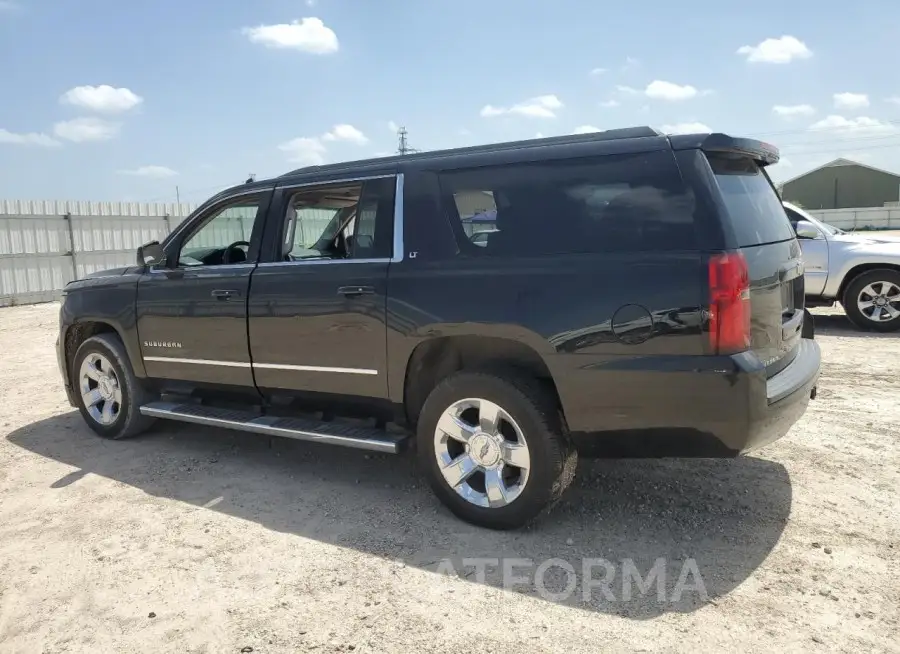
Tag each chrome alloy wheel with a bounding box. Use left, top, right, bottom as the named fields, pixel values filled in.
left=79, top=353, right=122, bottom=426
left=857, top=281, right=900, bottom=323
left=433, top=397, right=531, bottom=508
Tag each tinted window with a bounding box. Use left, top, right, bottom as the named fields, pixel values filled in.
left=179, top=198, right=262, bottom=267
left=279, top=177, right=394, bottom=261
left=709, top=155, right=795, bottom=247
left=438, top=150, right=696, bottom=257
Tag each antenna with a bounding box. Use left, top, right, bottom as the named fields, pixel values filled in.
left=396, top=126, right=420, bottom=155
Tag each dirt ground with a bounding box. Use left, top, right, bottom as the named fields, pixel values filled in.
left=0, top=303, right=897, bottom=653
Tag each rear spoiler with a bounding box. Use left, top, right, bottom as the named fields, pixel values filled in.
left=668, top=133, right=780, bottom=166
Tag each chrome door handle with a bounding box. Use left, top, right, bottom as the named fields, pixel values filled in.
left=337, top=285, right=375, bottom=297
left=211, top=289, right=241, bottom=300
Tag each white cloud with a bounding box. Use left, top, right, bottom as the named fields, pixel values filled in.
left=616, top=85, right=639, bottom=95
left=53, top=117, right=119, bottom=142
left=60, top=85, right=143, bottom=113
left=322, top=123, right=368, bottom=144
left=833, top=92, right=869, bottom=109
left=387, top=120, right=399, bottom=133
left=278, top=136, right=327, bottom=164
left=660, top=122, right=712, bottom=135
left=572, top=125, right=602, bottom=134
left=118, top=165, right=178, bottom=178
left=480, top=95, right=563, bottom=119
left=888, top=96, right=900, bottom=106
left=0, top=128, right=60, bottom=147
left=809, top=115, right=898, bottom=136
left=622, top=56, right=639, bottom=69
left=306, top=0, right=316, bottom=5
left=242, top=17, right=338, bottom=54
left=278, top=123, right=368, bottom=166
left=645, top=80, right=698, bottom=101
left=599, top=99, right=620, bottom=108
left=589, top=67, right=607, bottom=76
left=737, top=35, right=812, bottom=63
left=772, top=104, right=816, bottom=117
left=535, top=132, right=545, bottom=138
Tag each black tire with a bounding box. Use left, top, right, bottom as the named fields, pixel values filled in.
left=72, top=333, right=157, bottom=439
left=841, top=269, right=900, bottom=332
left=416, top=370, right=577, bottom=530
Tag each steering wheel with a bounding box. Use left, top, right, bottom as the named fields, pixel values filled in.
left=223, top=241, right=250, bottom=264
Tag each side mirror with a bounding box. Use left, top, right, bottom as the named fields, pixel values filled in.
left=136, top=241, right=165, bottom=266
left=795, top=220, right=822, bottom=240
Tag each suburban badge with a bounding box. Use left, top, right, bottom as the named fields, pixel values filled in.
left=143, top=340, right=183, bottom=349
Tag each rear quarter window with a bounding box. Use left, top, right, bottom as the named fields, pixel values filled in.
left=709, top=154, right=795, bottom=247
left=437, top=150, right=698, bottom=257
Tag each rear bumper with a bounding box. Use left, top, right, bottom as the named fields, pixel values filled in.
left=740, top=337, right=820, bottom=452
left=560, top=336, right=821, bottom=458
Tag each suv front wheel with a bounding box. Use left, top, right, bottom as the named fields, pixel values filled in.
left=72, top=333, right=156, bottom=439
left=416, top=371, right=577, bottom=530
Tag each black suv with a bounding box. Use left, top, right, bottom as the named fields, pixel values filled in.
left=56, top=127, right=820, bottom=529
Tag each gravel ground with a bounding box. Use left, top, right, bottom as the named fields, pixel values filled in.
left=0, top=302, right=898, bottom=653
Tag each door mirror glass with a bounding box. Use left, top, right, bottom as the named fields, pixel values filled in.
left=795, top=220, right=823, bottom=240
left=137, top=241, right=165, bottom=266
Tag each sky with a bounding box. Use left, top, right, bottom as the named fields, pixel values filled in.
left=1, top=0, right=899, bottom=204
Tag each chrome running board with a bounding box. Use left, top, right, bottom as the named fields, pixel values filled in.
left=139, top=401, right=408, bottom=454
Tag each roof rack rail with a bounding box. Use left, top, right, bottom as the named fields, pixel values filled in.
left=279, top=126, right=664, bottom=178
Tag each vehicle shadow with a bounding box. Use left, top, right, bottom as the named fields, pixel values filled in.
left=812, top=311, right=899, bottom=338
left=7, top=412, right=793, bottom=619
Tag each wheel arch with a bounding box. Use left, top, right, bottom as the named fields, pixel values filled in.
left=400, top=334, right=563, bottom=428
left=63, top=320, right=135, bottom=387
left=837, top=263, right=900, bottom=303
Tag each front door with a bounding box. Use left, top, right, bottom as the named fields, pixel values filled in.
left=136, top=189, right=272, bottom=389
left=248, top=176, right=396, bottom=400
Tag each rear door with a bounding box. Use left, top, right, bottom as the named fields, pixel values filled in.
left=707, top=153, right=804, bottom=375
left=247, top=175, right=396, bottom=401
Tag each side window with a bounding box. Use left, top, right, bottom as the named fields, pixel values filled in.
left=280, top=177, right=395, bottom=261
left=438, top=151, right=696, bottom=257
left=178, top=197, right=263, bottom=267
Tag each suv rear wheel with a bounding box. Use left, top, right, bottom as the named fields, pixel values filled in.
left=72, top=333, right=156, bottom=439
left=416, top=371, right=577, bottom=529
left=842, top=269, right=900, bottom=332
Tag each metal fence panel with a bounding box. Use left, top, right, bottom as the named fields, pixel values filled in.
left=0, top=215, right=70, bottom=256
left=0, top=254, right=73, bottom=306
left=806, top=207, right=900, bottom=230
left=71, top=215, right=170, bottom=253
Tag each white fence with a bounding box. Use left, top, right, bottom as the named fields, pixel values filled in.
left=0, top=200, right=197, bottom=307
left=0, top=199, right=341, bottom=307
left=805, top=207, right=900, bottom=231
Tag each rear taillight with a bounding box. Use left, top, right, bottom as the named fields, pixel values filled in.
left=708, top=252, right=751, bottom=354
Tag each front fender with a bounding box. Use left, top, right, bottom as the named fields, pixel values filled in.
left=60, top=273, right=144, bottom=378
